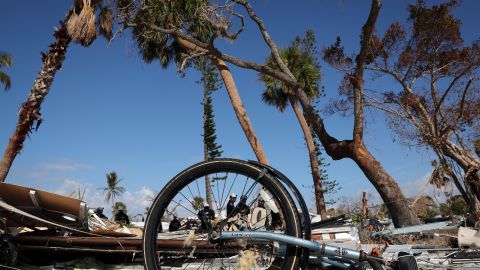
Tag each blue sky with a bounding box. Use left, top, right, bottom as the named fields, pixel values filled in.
left=1, top=1, right=479, bottom=217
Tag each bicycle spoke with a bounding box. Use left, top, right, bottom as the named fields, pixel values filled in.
left=209, top=175, right=221, bottom=212
left=219, top=172, right=228, bottom=211
left=221, top=173, right=238, bottom=211
left=171, top=198, right=198, bottom=217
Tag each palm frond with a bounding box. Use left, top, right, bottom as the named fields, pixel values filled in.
left=66, top=0, right=97, bottom=46
left=0, top=53, right=12, bottom=68
left=99, top=7, right=113, bottom=40
left=104, top=192, right=112, bottom=204
left=0, top=72, right=11, bottom=90
left=259, top=31, right=322, bottom=110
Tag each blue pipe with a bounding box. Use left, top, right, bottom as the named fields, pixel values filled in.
left=219, top=231, right=362, bottom=261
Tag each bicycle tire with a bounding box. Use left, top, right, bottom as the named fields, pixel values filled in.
left=143, top=159, right=302, bottom=270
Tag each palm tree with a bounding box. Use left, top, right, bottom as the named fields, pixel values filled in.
left=129, top=1, right=269, bottom=164
left=259, top=31, right=327, bottom=218
left=0, top=52, right=12, bottom=90
left=0, top=1, right=114, bottom=182
left=100, top=171, right=126, bottom=206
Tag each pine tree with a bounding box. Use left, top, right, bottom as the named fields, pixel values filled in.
left=310, top=128, right=341, bottom=207
left=196, top=57, right=223, bottom=206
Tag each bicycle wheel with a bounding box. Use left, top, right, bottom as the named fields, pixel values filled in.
left=143, top=159, right=302, bottom=270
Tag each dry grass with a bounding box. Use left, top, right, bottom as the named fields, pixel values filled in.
left=237, top=250, right=258, bottom=270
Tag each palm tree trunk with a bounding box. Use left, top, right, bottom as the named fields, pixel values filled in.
left=203, top=81, right=213, bottom=207
left=288, top=95, right=326, bottom=218
left=175, top=37, right=269, bottom=165
left=0, top=21, right=71, bottom=182
left=210, top=58, right=269, bottom=164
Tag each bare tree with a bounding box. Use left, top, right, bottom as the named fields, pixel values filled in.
left=343, top=1, right=480, bottom=221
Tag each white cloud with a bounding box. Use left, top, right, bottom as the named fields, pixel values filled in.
left=53, top=179, right=155, bottom=217
left=122, top=187, right=156, bottom=216
left=53, top=178, right=105, bottom=211
left=41, top=161, right=93, bottom=172
left=54, top=178, right=90, bottom=197
left=400, top=171, right=432, bottom=198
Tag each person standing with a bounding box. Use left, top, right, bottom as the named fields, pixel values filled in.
left=169, top=216, right=181, bottom=232
left=197, top=203, right=215, bottom=230
left=114, top=206, right=130, bottom=225
left=226, top=193, right=237, bottom=217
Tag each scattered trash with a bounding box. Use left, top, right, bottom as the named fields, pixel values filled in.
left=1, top=181, right=480, bottom=269
left=183, top=229, right=195, bottom=247
left=458, top=227, right=480, bottom=248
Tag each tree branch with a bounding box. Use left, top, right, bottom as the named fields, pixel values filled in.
left=204, top=2, right=245, bottom=41
left=179, top=51, right=206, bottom=72
left=366, top=66, right=436, bottom=138
left=437, top=63, right=476, bottom=112
left=457, top=77, right=474, bottom=122
left=430, top=70, right=440, bottom=136
left=127, top=22, right=302, bottom=88
left=352, top=0, right=381, bottom=145
left=364, top=93, right=409, bottom=120
left=234, top=0, right=296, bottom=80
left=367, top=66, right=410, bottom=90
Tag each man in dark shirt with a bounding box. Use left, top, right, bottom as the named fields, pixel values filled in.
left=197, top=203, right=215, bottom=230
left=238, top=195, right=250, bottom=216
left=169, top=216, right=181, bottom=232
left=114, top=209, right=130, bottom=225
left=94, top=207, right=108, bottom=219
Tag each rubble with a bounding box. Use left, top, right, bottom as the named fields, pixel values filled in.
left=1, top=181, right=480, bottom=269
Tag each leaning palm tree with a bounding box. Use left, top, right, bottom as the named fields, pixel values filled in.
left=259, top=31, right=327, bottom=218
left=100, top=171, right=126, bottom=207
left=0, top=52, right=12, bottom=90
left=0, top=0, right=114, bottom=182
left=128, top=1, right=269, bottom=164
